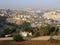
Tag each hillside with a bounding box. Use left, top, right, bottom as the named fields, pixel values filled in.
left=43, top=10, right=60, bottom=21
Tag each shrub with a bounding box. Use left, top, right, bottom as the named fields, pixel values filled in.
left=48, top=37, right=59, bottom=43
left=13, top=33, right=24, bottom=42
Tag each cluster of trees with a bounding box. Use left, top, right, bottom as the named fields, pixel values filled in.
left=0, top=21, right=60, bottom=37
left=12, top=21, right=60, bottom=42
left=33, top=25, right=59, bottom=37
left=0, top=27, right=16, bottom=37
left=20, top=21, right=34, bottom=33
left=0, top=20, right=60, bottom=42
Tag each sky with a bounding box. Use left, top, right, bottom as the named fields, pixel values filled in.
left=0, top=0, right=60, bottom=9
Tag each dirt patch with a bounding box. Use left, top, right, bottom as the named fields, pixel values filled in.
left=0, top=40, right=60, bottom=45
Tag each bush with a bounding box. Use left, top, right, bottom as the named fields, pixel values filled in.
left=13, top=33, right=24, bottom=42
left=48, top=37, right=59, bottom=43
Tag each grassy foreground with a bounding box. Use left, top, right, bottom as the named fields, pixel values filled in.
left=0, top=40, right=60, bottom=45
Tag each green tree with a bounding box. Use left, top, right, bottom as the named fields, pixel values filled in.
left=3, top=27, right=16, bottom=35
left=49, top=26, right=59, bottom=35
left=21, top=21, right=34, bottom=33
left=13, top=33, right=24, bottom=42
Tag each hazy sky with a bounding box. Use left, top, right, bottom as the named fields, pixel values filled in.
left=0, top=0, right=60, bottom=9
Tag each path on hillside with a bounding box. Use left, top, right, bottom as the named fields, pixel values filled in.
left=0, top=36, right=60, bottom=40
left=30, top=36, right=60, bottom=40
left=0, top=37, right=13, bottom=40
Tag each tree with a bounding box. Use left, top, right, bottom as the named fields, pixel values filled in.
left=49, top=26, right=59, bottom=35
left=20, top=21, right=34, bottom=33
left=3, top=27, right=16, bottom=35
left=13, top=33, right=24, bottom=42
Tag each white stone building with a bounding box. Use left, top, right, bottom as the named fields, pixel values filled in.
left=19, top=31, right=32, bottom=37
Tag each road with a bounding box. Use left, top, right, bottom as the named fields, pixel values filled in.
left=0, top=36, right=60, bottom=40
left=31, top=36, right=60, bottom=40
left=0, top=37, right=13, bottom=40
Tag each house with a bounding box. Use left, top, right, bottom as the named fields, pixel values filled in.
left=19, top=31, right=32, bottom=37
left=5, top=34, right=11, bottom=37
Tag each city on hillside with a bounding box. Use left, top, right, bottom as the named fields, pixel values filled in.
left=0, top=0, right=60, bottom=45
